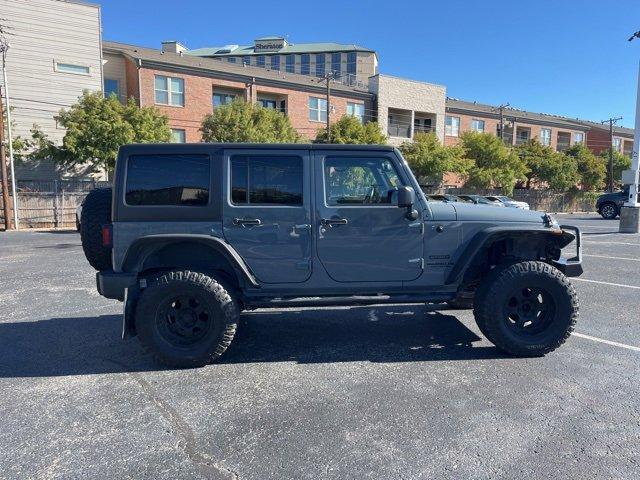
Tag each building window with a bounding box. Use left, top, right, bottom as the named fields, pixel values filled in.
left=445, top=116, right=460, bottom=136
left=227, top=57, right=236, bottom=63
left=231, top=156, right=303, bottom=205
left=515, top=127, right=531, bottom=145
left=347, top=52, right=357, bottom=76
left=573, top=132, right=584, bottom=144
left=301, top=54, right=310, bottom=75
left=54, top=61, right=90, bottom=75
left=125, top=154, right=210, bottom=206
left=154, top=75, right=184, bottom=106
left=309, top=96, right=327, bottom=122
left=315, top=54, right=325, bottom=77
left=257, top=55, right=266, bottom=68
left=557, top=132, right=571, bottom=152
left=613, top=137, right=622, bottom=152
left=213, top=92, right=236, bottom=108
left=170, top=128, right=186, bottom=143
left=285, top=55, right=295, bottom=73
left=259, top=98, right=277, bottom=109
left=331, top=52, right=341, bottom=75
left=471, top=119, right=485, bottom=132
left=540, top=128, right=552, bottom=146
left=270, top=55, right=280, bottom=71
left=242, top=56, right=250, bottom=66
left=346, top=102, right=365, bottom=123
left=104, top=78, right=119, bottom=98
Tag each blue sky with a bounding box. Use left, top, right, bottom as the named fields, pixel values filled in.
left=102, top=0, right=640, bottom=128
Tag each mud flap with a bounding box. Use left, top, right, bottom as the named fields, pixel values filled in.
left=121, top=288, right=137, bottom=339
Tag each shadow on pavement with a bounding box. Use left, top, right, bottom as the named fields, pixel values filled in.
left=0, top=305, right=505, bottom=377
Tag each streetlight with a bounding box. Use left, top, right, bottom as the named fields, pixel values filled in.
left=0, top=38, right=19, bottom=230
left=620, top=34, right=640, bottom=232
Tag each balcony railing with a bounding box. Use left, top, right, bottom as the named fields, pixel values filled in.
left=413, top=124, right=434, bottom=135
left=388, top=124, right=411, bottom=138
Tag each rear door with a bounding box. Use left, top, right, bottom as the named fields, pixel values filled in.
left=314, top=151, right=424, bottom=282
left=222, top=149, right=312, bottom=284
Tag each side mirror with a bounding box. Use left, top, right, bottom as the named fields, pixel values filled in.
left=397, top=186, right=415, bottom=208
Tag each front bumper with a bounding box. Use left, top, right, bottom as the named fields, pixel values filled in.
left=552, top=225, right=583, bottom=277
left=96, top=271, right=137, bottom=301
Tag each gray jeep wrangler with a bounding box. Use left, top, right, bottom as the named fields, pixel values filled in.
left=82, top=143, right=582, bottom=367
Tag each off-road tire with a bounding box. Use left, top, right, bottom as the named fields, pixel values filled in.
left=135, top=270, right=239, bottom=368
left=599, top=202, right=619, bottom=220
left=80, top=188, right=112, bottom=271
left=473, top=261, right=578, bottom=356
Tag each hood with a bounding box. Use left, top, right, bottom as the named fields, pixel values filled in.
left=452, top=202, right=546, bottom=223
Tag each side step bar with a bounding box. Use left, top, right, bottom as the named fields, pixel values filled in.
left=245, top=294, right=453, bottom=309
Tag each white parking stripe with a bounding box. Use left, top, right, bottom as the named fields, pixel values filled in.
left=582, top=254, right=640, bottom=262
left=583, top=240, right=640, bottom=246
left=572, top=278, right=640, bottom=289
left=573, top=332, right=640, bottom=352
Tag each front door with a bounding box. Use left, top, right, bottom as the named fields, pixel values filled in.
left=223, top=150, right=312, bottom=284
left=314, top=152, right=424, bottom=282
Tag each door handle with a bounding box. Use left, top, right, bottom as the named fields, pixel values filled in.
left=321, top=218, right=348, bottom=227
left=233, top=218, right=261, bottom=226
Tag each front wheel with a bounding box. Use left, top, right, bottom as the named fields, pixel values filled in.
left=599, top=202, right=618, bottom=219
left=135, top=270, right=239, bottom=367
left=473, top=261, right=578, bottom=356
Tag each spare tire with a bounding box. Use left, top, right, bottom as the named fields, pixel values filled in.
left=80, top=187, right=113, bottom=271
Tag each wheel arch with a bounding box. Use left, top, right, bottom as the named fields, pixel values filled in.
left=121, top=234, right=260, bottom=290
left=446, top=227, right=575, bottom=286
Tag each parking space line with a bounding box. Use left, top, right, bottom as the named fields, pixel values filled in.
left=582, top=254, right=640, bottom=262
left=583, top=240, right=640, bottom=246
left=572, top=278, right=640, bottom=289
left=573, top=332, right=640, bottom=352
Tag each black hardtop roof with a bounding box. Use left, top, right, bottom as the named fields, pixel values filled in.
left=119, top=143, right=396, bottom=154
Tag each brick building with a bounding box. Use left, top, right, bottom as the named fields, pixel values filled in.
left=445, top=99, right=590, bottom=151
left=576, top=120, right=634, bottom=156
left=103, top=41, right=374, bottom=142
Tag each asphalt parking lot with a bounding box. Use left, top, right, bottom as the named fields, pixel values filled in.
left=1, top=213, right=639, bottom=479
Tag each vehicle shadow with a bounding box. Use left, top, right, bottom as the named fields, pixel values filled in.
left=0, top=305, right=506, bottom=378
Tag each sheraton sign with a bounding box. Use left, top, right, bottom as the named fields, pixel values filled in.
left=254, top=38, right=286, bottom=52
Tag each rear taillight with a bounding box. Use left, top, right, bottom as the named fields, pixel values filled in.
left=101, top=224, right=112, bottom=247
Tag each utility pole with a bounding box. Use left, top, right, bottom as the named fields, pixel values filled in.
left=325, top=72, right=331, bottom=143
left=601, top=116, right=623, bottom=192
left=492, top=103, right=510, bottom=143
left=0, top=39, right=18, bottom=229
left=0, top=85, right=12, bottom=230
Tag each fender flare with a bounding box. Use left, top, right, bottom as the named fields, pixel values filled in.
left=445, top=226, right=575, bottom=285
left=121, top=234, right=260, bottom=288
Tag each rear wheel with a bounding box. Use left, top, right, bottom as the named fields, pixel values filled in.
left=599, top=202, right=618, bottom=219
left=135, top=270, right=239, bottom=367
left=473, top=261, right=578, bottom=356
left=80, top=188, right=112, bottom=270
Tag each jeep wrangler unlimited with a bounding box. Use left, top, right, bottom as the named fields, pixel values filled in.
left=82, top=144, right=582, bottom=367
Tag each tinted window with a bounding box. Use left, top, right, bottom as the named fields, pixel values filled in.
left=324, top=157, right=402, bottom=206
left=126, top=154, right=210, bottom=206
left=231, top=156, right=303, bottom=205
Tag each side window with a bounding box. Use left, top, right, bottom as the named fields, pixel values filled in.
left=125, top=154, right=210, bottom=206
left=231, top=156, right=303, bottom=205
left=324, top=157, right=403, bottom=206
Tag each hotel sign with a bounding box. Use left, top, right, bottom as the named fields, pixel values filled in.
left=254, top=39, right=286, bottom=52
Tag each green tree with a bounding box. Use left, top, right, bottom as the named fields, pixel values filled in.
left=399, top=132, right=471, bottom=185
left=460, top=132, right=528, bottom=194
left=314, top=115, right=387, bottom=144
left=565, top=144, right=606, bottom=191
left=599, top=147, right=632, bottom=189
left=51, top=91, right=171, bottom=173
left=516, top=139, right=579, bottom=190
left=200, top=99, right=300, bottom=143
